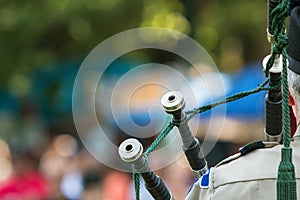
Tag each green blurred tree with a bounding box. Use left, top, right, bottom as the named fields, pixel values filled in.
left=0, top=0, right=269, bottom=91
left=0, top=0, right=142, bottom=89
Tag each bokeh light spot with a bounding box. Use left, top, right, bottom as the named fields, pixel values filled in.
left=53, top=134, right=77, bottom=157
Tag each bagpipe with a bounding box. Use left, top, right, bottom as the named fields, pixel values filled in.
left=117, top=0, right=300, bottom=199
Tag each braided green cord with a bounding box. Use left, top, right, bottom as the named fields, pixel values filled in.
left=145, top=122, right=175, bottom=156
left=266, top=0, right=297, bottom=199
left=266, top=1, right=289, bottom=76
left=282, top=50, right=291, bottom=148
left=133, top=170, right=140, bottom=200
left=185, top=78, right=271, bottom=121
left=278, top=40, right=297, bottom=200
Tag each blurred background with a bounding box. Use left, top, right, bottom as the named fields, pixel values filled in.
left=0, top=0, right=271, bottom=199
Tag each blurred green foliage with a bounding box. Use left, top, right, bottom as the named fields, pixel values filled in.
left=0, top=0, right=143, bottom=89
left=0, top=0, right=269, bottom=89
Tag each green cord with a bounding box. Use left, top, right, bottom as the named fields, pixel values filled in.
left=133, top=170, right=140, bottom=200
left=185, top=78, right=271, bottom=121
left=145, top=122, right=175, bottom=157
left=265, top=0, right=297, bottom=199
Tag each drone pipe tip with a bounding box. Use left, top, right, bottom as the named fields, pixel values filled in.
left=161, top=91, right=208, bottom=177
left=118, top=138, right=173, bottom=200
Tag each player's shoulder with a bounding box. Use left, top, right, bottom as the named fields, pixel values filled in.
left=221, top=137, right=300, bottom=169
left=216, top=141, right=280, bottom=168
left=199, top=141, right=282, bottom=190
left=187, top=139, right=300, bottom=200
left=208, top=139, right=300, bottom=188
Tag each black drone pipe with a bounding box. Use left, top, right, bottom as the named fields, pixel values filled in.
left=161, top=91, right=208, bottom=178
left=268, top=0, right=280, bottom=35
left=263, top=0, right=282, bottom=142
left=119, top=138, right=174, bottom=200
left=264, top=69, right=282, bottom=141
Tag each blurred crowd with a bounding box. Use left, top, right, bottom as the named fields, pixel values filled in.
left=0, top=104, right=201, bottom=200
left=0, top=120, right=234, bottom=200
